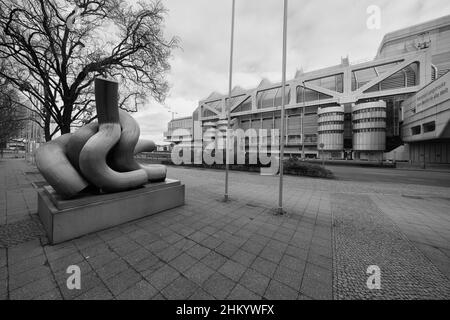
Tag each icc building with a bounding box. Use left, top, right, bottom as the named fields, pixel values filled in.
left=164, top=15, right=450, bottom=166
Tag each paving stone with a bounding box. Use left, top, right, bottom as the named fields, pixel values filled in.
left=78, top=242, right=110, bottom=259
left=241, top=240, right=265, bottom=255
left=169, top=253, right=198, bottom=273
left=85, top=251, right=118, bottom=269
left=280, top=254, right=307, bottom=273
left=8, top=253, right=46, bottom=275
left=214, top=242, right=239, bottom=258
left=188, top=231, right=210, bottom=243
left=307, top=252, right=332, bottom=271
left=184, top=262, right=215, bottom=285
left=240, top=269, right=270, bottom=296
left=201, top=251, right=227, bottom=270
left=44, top=244, right=78, bottom=262
left=123, top=247, right=152, bottom=265
left=3, top=163, right=450, bottom=300
left=8, top=240, right=44, bottom=264
left=218, top=260, right=247, bottom=282
left=202, top=272, right=236, bottom=299
left=202, top=236, right=223, bottom=250
left=250, top=256, right=277, bottom=278
left=93, top=258, right=128, bottom=281
left=161, top=276, right=199, bottom=299
left=10, top=276, right=57, bottom=300
left=155, top=245, right=183, bottom=262
left=264, top=280, right=299, bottom=300
left=273, top=265, right=303, bottom=291
left=301, top=277, right=332, bottom=300
left=33, top=289, right=62, bottom=300
left=332, top=193, right=450, bottom=300
left=132, top=254, right=163, bottom=273
left=48, top=252, right=85, bottom=272
left=285, top=245, right=309, bottom=261
left=105, top=269, right=142, bottom=296
left=9, top=265, right=52, bottom=290
left=259, top=246, right=284, bottom=264
left=186, top=244, right=211, bottom=260
left=0, top=266, right=6, bottom=281
left=227, top=284, right=261, bottom=300
left=116, top=280, right=158, bottom=300
left=188, top=288, right=216, bottom=300
left=57, top=271, right=103, bottom=300
left=145, top=264, right=180, bottom=290
left=75, top=285, right=113, bottom=300
left=173, top=238, right=196, bottom=251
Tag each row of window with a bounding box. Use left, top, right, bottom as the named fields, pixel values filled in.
left=318, top=121, right=344, bottom=126
left=352, top=118, right=386, bottom=124
left=353, top=128, right=386, bottom=133
left=318, top=111, right=344, bottom=118
left=352, top=62, right=419, bottom=92
left=352, top=107, right=385, bottom=114
left=304, top=74, right=344, bottom=93
left=411, top=121, right=436, bottom=135
left=318, top=130, right=345, bottom=134
left=256, top=86, right=291, bottom=109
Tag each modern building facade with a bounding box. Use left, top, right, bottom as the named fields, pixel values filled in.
left=164, top=116, right=193, bottom=144
left=165, top=15, right=450, bottom=164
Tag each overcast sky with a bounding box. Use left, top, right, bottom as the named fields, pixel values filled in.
left=134, top=0, right=450, bottom=144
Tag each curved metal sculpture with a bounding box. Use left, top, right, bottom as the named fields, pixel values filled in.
left=35, top=77, right=167, bottom=199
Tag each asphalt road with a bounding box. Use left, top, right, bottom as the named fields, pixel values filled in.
left=327, top=165, right=450, bottom=188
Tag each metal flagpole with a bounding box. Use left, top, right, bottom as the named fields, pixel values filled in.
left=278, top=0, right=288, bottom=214
left=301, top=80, right=305, bottom=159
left=224, top=0, right=236, bottom=202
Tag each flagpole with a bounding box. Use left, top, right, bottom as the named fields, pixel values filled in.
left=278, top=0, right=288, bottom=214
left=225, top=0, right=235, bottom=202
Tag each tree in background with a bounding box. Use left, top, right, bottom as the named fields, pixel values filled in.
left=0, top=0, right=178, bottom=141
left=0, top=81, right=27, bottom=156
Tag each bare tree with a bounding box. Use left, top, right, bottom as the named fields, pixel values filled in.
left=0, top=0, right=178, bottom=141
left=0, top=82, right=26, bottom=155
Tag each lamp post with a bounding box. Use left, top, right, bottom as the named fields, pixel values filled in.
left=301, top=81, right=305, bottom=160
left=319, top=142, right=325, bottom=166
left=278, top=0, right=288, bottom=215
left=224, top=0, right=236, bottom=202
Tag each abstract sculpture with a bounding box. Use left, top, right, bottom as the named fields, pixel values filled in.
left=35, top=77, right=166, bottom=199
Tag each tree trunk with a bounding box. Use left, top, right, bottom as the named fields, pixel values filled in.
left=44, top=110, right=51, bottom=142
left=60, top=122, right=71, bottom=135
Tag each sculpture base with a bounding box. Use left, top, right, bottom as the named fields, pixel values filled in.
left=38, top=179, right=185, bottom=244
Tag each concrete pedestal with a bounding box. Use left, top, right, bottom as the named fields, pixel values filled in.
left=38, top=179, right=185, bottom=244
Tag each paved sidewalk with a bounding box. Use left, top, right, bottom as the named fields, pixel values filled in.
left=0, top=159, right=449, bottom=300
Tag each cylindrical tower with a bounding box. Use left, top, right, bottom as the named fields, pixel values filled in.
left=317, top=106, right=345, bottom=155
left=352, top=101, right=386, bottom=153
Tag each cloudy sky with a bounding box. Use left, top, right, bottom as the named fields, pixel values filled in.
left=134, top=0, right=450, bottom=144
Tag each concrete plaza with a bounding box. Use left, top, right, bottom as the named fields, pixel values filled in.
left=0, top=159, right=449, bottom=300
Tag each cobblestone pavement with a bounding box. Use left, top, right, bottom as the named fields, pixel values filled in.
left=0, top=160, right=449, bottom=300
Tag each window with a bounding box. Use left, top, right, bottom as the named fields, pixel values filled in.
left=205, top=99, right=223, bottom=113
left=296, top=86, right=332, bottom=103
left=423, top=121, right=435, bottom=133
left=411, top=125, right=421, bottom=135
left=305, top=74, right=344, bottom=93
left=257, top=86, right=290, bottom=109
left=232, top=97, right=252, bottom=113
